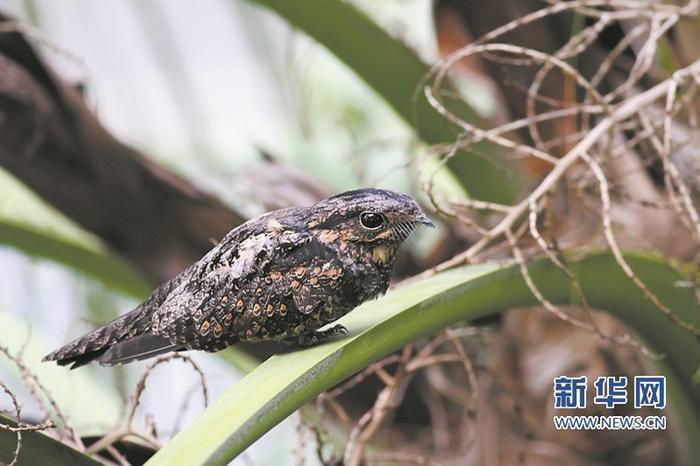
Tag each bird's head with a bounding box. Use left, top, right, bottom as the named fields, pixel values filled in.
left=306, top=189, right=433, bottom=255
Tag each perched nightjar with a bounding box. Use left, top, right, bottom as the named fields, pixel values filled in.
left=44, top=188, right=434, bottom=368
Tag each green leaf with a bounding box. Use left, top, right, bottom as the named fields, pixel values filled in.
left=147, top=252, right=700, bottom=465
left=0, top=169, right=150, bottom=298
left=0, top=220, right=150, bottom=299
left=243, top=0, right=520, bottom=203
left=0, top=416, right=99, bottom=466
left=692, top=364, right=700, bottom=386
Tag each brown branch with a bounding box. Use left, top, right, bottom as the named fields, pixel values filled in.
left=0, top=379, right=23, bottom=466
left=86, top=354, right=207, bottom=456
left=0, top=14, right=245, bottom=282
left=343, top=345, right=414, bottom=466
left=427, top=57, right=700, bottom=274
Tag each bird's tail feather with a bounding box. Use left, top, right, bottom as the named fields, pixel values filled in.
left=97, top=334, right=182, bottom=366
left=42, top=309, right=171, bottom=369
left=43, top=314, right=129, bottom=368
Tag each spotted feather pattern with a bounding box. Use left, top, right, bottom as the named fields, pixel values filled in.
left=43, top=188, right=432, bottom=368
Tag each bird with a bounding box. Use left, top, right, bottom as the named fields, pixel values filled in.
left=44, top=188, right=434, bottom=368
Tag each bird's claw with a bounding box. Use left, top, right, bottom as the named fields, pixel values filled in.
left=296, top=325, right=348, bottom=346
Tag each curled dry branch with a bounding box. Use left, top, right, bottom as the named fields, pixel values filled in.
left=420, top=0, right=700, bottom=341
left=310, top=326, right=487, bottom=465
left=86, top=354, right=208, bottom=458
left=0, top=344, right=74, bottom=440
left=0, top=343, right=211, bottom=465
left=0, top=379, right=24, bottom=466
left=0, top=346, right=62, bottom=466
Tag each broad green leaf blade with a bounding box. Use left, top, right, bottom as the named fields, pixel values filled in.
left=243, top=0, right=520, bottom=203
left=0, top=221, right=150, bottom=298
left=0, top=169, right=150, bottom=298
left=0, top=416, right=100, bottom=466
left=147, top=253, right=700, bottom=465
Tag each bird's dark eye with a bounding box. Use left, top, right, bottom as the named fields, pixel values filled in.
left=360, top=212, right=384, bottom=229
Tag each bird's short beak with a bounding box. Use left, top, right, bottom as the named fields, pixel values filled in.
left=415, top=210, right=435, bottom=228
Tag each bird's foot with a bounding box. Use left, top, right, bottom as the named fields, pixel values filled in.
left=296, top=325, right=348, bottom=346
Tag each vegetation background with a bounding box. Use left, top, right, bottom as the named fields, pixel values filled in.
left=0, top=1, right=699, bottom=465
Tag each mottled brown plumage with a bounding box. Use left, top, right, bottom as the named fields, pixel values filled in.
left=43, top=188, right=433, bottom=368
